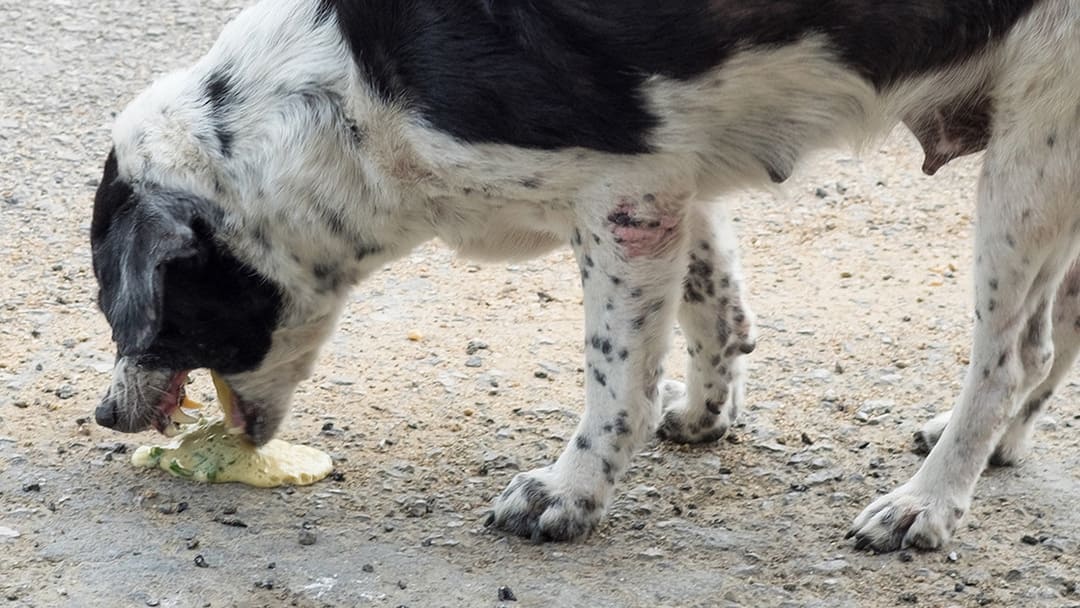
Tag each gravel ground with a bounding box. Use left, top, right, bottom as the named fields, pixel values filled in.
left=2, top=2, right=1079, bottom=607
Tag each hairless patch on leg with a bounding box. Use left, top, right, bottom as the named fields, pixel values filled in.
left=607, top=198, right=681, bottom=258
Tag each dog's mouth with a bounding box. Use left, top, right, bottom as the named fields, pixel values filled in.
left=157, top=370, right=259, bottom=436
left=150, top=370, right=198, bottom=436
left=105, top=369, right=258, bottom=440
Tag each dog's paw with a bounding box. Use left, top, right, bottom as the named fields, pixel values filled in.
left=655, top=379, right=733, bottom=444
left=487, top=467, right=605, bottom=542
left=848, top=482, right=967, bottom=552
left=912, top=410, right=951, bottom=455
left=988, top=436, right=1028, bottom=467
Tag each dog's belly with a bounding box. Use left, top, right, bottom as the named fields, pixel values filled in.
left=432, top=197, right=576, bottom=262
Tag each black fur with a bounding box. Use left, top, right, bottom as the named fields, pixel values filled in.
left=204, top=68, right=237, bottom=157
left=91, top=150, right=282, bottom=373
left=319, top=0, right=1041, bottom=152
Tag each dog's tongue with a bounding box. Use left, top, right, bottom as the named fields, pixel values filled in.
left=210, top=370, right=246, bottom=435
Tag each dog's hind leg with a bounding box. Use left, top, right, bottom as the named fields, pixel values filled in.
left=488, top=180, right=692, bottom=541
left=656, top=203, right=756, bottom=443
left=915, top=259, right=1080, bottom=463
left=850, top=87, right=1080, bottom=550
left=989, top=261, right=1080, bottom=464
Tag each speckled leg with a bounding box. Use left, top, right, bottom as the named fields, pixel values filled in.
left=657, top=204, right=755, bottom=444
left=489, top=182, right=691, bottom=541
left=915, top=259, right=1080, bottom=465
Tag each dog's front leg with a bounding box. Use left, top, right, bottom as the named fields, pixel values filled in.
left=488, top=184, right=690, bottom=542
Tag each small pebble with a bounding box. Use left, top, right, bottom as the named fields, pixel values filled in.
left=465, top=356, right=483, bottom=368
left=898, top=592, right=917, bottom=603
left=497, top=586, right=517, bottom=602
left=194, top=555, right=209, bottom=568
left=1020, top=534, right=1039, bottom=545
left=397, top=580, right=408, bottom=590
left=362, top=564, right=375, bottom=573
left=299, top=530, right=317, bottom=546
left=407, top=331, right=423, bottom=342
left=213, top=517, right=247, bottom=528
left=22, top=482, right=41, bottom=492
left=146, top=600, right=160, bottom=607
left=466, top=340, right=489, bottom=355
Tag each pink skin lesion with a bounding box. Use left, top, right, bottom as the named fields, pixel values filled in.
left=607, top=195, right=682, bottom=258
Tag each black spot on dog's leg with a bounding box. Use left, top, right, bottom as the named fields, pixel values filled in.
left=607, top=210, right=641, bottom=228
left=313, top=263, right=341, bottom=293
left=602, top=459, right=615, bottom=484
left=355, top=243, right=382, bottom=260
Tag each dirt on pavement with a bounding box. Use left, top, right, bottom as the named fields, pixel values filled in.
left=1, top=2, right=1078, bottom=607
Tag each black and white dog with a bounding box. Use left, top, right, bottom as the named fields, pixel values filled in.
left=91, top=0, right=1080, bottom=550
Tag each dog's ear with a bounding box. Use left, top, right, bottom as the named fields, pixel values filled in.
left=92, top=187, right=218, bottom=357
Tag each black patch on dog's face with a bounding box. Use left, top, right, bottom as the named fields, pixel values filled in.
left=91, top=149, right=282, bottom=374
left=318, top=0, right=1039, bottom=153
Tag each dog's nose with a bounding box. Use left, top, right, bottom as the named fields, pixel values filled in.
left=95, top=396, right=120, bottom=429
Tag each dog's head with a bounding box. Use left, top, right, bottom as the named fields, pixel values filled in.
left=90, top=146, right=337, bottom=444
